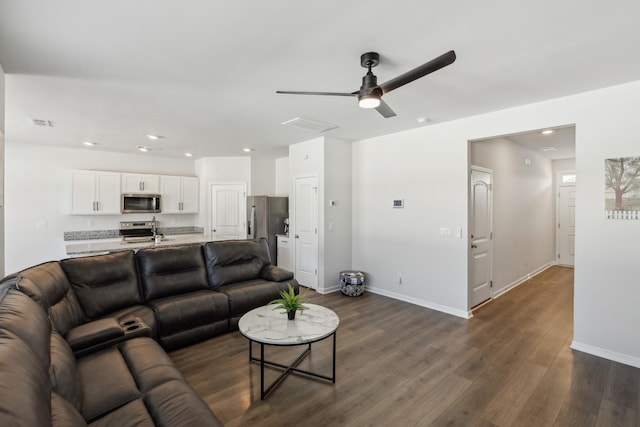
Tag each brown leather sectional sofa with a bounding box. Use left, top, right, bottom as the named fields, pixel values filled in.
left=0, top=238, right=298, bottom=426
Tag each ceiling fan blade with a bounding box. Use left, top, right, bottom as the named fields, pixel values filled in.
left=276, top=90, right=356, bottom=97
left=375, top=99, right=396, bottom=118
left=380, top=50, right=456, bottom=94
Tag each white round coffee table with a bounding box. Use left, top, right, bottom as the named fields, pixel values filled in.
left=238, top=303, right=340, bottom=399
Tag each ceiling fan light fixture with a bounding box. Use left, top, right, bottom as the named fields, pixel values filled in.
left=358, top=94, right=381, bottom=109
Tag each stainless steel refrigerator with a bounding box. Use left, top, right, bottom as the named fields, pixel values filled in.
left=247, top=196, right=288, bottom=264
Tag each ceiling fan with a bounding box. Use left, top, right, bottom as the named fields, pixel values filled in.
left=276, top=50, right=456, bottom=118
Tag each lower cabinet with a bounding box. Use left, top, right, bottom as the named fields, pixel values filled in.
left=276, top=235, right=291, bottom=271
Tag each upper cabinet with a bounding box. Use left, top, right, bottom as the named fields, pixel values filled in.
left=70, top=170, right=121, bottom=215
left=121, top=173, right=160, bottom=194
left=160, top=176, right=199, bottom=214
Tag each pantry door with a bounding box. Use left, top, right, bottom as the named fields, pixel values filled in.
left=210, top=183, right=246, bottom=240
left=293, top=175, right=318, bottom=289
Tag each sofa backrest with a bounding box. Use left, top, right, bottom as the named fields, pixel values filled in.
left=0, top=287, right=54, bottom=426
left=203, top=238, right=271, bottom=288
left=61, top=251, right=142, bottom=320
left=136, top=244, right=210, bottom=300
left=14, top=261, right=86, bottom=336
left=0, top=287, right=87, bottom=427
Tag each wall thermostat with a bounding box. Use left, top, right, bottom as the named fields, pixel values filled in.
left=393, top=199, right=404, bottom=208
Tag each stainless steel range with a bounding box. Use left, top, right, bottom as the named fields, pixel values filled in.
left=119, top=220, right=158, bottom=243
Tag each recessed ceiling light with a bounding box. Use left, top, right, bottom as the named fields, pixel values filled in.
left=82, top=141, right=98, bottom=146
left=243, top=148, right=254, bottom=152
left=542, top=147, right=557, bottom=152
left=184, top=152, right=194, bottom=157
left=542, top=129, right=554, bottom=135
left=146, top=134, right=163, bottom=140
left=136, top=145, right=151, bottom=152
left=416, top=117, right=428, bottom=124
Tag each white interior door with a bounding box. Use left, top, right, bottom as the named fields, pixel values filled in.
left=294, top=175, right=318, bottom=289
left=469, top=166, right=493, bottom=308
left=558, top=183, right=576, bottom=266
left=210, top=184, right=246, bottom=240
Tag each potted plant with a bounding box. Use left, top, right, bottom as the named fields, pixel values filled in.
left=269, top=283, right=307, bottom=320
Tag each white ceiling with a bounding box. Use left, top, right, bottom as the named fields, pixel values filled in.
left=0, top=1, right=639, bottom=159
left=504, top=126, right=576, bottom=160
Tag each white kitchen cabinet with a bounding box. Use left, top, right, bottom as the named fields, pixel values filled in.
left=276, top=234, right=291, bottom=271
left=70, top=170, right=121, bottom=215
left=121, top=173, right=160, bottom=194
left=160, top=175, right=199, bottom=214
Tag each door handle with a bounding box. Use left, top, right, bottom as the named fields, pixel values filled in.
left=471, top=244, right=478, bottom=249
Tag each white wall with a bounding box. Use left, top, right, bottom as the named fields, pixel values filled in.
left=289, top=137, right=352, bottom=292
left=250, top=156, right=275, bottom=196
left=552, top=158, right=576, bottom=174
left=289, top=137, right=324, bottom=287
left=471, top=137, right=555, bottom=295
left=195, top=156, right=251, bottom=233
left=0, top=62, right=5, bottom=276
left=323, top=138, right=353, bottom=292
left=353, top=79, right=640, bottom=367
left=4, top=143, right=197, bottom=274
left=275, top=156, right=289, bottom=196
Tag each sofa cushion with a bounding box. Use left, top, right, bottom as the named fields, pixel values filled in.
left=80, top=337, right=222, bottom=426
left=61, top=251, right=142, bottom=320
left=52, top=392, right=87, bottom=427
left=203, top=239, right=271, bottom=288
left=0, top=289, right=53, bottom=427
left=88, top=399, right=154, bottom=427
left=50, top=329, right=82, bottom=410
left=78, top=346, right=141, bottom=422
left=136, top=245, right=209, bottom=301
left=144, top=380, right=223, bottom=426
left=15, top=261, right=86, bottom=335
left=261, top=264, right=295, bottom=282
left=220, top=279, right=296, bottom=316
left=148, top=290, right=229, bottom=337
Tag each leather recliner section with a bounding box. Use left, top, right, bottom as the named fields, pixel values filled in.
left=61, top=251, right=143, bottom=320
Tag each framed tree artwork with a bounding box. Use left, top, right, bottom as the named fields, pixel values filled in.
left=605, top=156, right=640, bottom=220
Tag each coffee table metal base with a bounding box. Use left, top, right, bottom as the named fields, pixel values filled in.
left=248, top=332, right=336, bottom=399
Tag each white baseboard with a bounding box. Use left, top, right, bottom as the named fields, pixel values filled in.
left=571, top=341, right=640, bottom=369
left=492, top=261, right=555, bottom=299
left=366, top=286, right=471, bottom=319
left=316, top=285, right=341, bottom=295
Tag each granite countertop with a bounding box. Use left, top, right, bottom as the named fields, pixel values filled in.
left=66, top=234, right=220, bottom=255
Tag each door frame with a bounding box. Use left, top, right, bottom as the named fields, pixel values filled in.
left=555, top=170, right=576, bottom=266
left=209, top=182, right=247, bottom=240
left=468, top=165, right=494, bottom=310
left=291, top=173, right=319, bottom=290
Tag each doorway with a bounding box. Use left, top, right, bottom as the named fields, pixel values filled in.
left=293, top=175, right=318, bottom=289
left=210, top=183, right=247, bottom=240
left=468, top=125, right=576, bottom=311
left=557, top=171, right=576, bottom=266
left=469, top=166, right=493, bottom=308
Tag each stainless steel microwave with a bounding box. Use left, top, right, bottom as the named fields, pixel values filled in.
left=121, top=193, right=161, bottom=213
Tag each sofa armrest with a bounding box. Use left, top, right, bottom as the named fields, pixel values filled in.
left=260, top=265, right=294, bottom=282
left=65, top=318, right=124, bottom=352
left=65, top=317, right=152, bottom=357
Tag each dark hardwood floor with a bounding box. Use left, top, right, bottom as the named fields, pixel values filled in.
left=170, top=266, right=640, bottom=426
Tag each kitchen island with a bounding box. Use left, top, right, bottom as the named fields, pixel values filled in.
left=66, top=234, right=221, bottom=256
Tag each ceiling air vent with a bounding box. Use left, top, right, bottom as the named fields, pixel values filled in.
left=32, top=119, right=54, bottom=127
left=281, top=117, right=337, bottom=133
